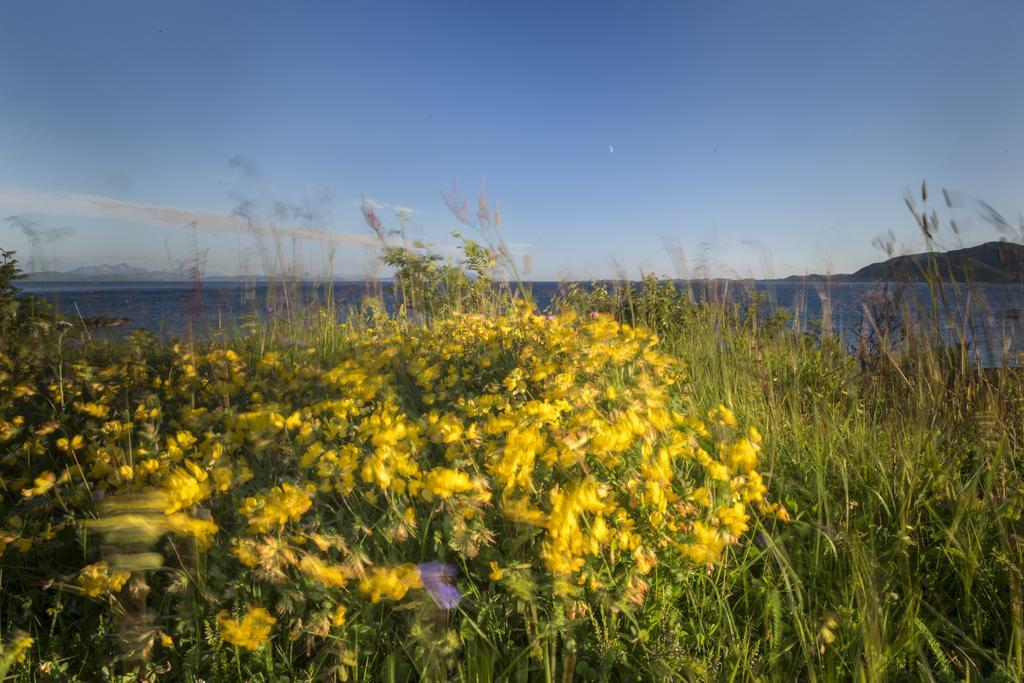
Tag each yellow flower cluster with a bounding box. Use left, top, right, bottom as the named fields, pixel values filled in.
left=359, top=563, right=423, bottom=603
left=242, top=483, right=314, bottom=533
left=161, top=463, right=210, bottom=514
left=1, top=631, right=33, bottom=665
left=217, top=606, right=277, bottom=650
left=421, top=467, right=483, bottom=502
left=0, top=306, right=783, bottom=659
left=541, top=479, right=614, bottom=574
left=75, top=561, right=131, bottom=598
left=300, top=554, right=351, bottom=588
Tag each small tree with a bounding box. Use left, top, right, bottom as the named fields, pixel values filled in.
left=0, top=249, right=59, bottom=359
left=0, top=248, right=26, bottom=339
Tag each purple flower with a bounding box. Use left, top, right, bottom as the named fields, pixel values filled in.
left=417, top=561, right=461, bottom=610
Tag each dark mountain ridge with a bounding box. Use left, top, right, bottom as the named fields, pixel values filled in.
left=844, top=241, right=1024, bottom=282
left=782, top=240, right=1024, bottom=283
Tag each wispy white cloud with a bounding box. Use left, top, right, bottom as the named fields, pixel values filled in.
left=0, top=186, right=377, bottom=247
left=360, top=197, right=419, bottom=215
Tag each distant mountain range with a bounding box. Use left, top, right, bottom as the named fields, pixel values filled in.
left=26, top=263, right=190, bottom=281
left=23, top=241, right=1024, bottom=283
left=23, top=263, right=368, bottom=282
left=785, top=240, right=1024, bottom=283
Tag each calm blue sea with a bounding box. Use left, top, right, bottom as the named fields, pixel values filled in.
left=16, top=279, right=1024, bottom=366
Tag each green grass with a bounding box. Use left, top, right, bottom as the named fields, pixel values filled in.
left=673, top=302, right=1022, bottom=680
left=1, top=226, right=1023, bottom=681
left=564, top=269, right=1024, bottom=679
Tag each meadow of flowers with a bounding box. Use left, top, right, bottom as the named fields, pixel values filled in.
left=0, top=298, right=790, bottom=680
left=1, top=229, right=1023, bottom=681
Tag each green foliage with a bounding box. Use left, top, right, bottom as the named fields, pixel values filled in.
left=0, top=238, right=1023, bottom=681
left=363, top=194, right=521, bottom=322
left=378, top=236, right=497, bottom=321
left=551, top=276, right=699, bottom=337
left=0, top=247, right=26, bottom=340
left=0, top=249, right=62, bottom=379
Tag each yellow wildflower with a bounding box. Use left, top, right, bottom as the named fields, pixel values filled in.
left=716, top=502, right=750, bottom=536
left=422, top=467, right=476, bottom=501
left=359, top=563, right=423, bottom=603
left=75, top=401, right=110, bottom=419
left=56, top=434, right=84, bottom=452
left=246, top=483, right=313, bottom=532
left=2, top=631, right=33, bottom=665
left=75, top=561, right=131, bottom=598
left=679, top=522, right=727, bottom=565
left=21, top=471, right=56, bottom=498
left=818, top=617, right=839, bottom=653
left=688, top=486, right=711, bottom=508
left=161, top=467, right=210, bottom=514
left=285, top=411, right=303, bottom=431
left=706, top=460, right=731, bottom=482
left=633, top=546, right=658, bottom=574
left=299, top=555, right=350, bottom=589
left=708, top=404, right=737, bottom=426
left=232, top=539, right=260, bottom=567
left=165, top=514, right=219, bottom=549
left=723, top=438, right=759, bottom=473
left=218, top=606, right=276, bottom=651
left=501, top=496, right=547, bottom=527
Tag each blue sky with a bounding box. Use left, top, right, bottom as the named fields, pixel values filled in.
left=1, top=1, right=1022, bottom=279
